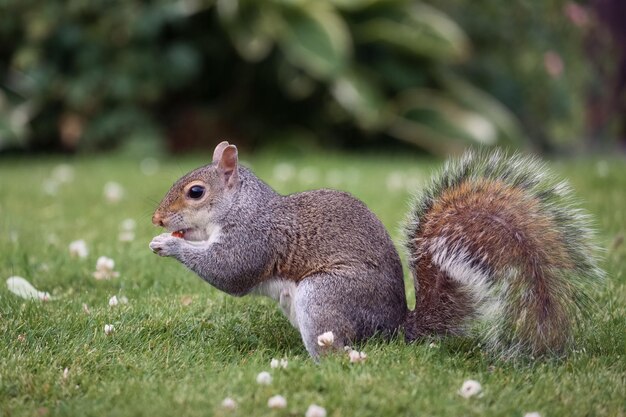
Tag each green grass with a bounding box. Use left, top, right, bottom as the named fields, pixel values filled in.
left=1, top=151, right=625, bottom=417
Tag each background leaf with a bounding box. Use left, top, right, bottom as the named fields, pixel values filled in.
left=388, top=89, right=499, bottom=154
left=277, top=3, right=351, bottom=80
left=438, top=71, right=525, bottom=146
left=354, top=2, right=469, bottom=62
left=331, top=68, right=388, bottom=130
left=218, top=1, right=275, bottom=62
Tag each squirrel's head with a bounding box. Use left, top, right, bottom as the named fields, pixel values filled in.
left=152, top=141, right=239, bottom=241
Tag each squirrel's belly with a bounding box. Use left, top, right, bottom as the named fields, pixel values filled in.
left=250, top=278, right=299, bottom=329
left=249, top=278, right=296, bottom=301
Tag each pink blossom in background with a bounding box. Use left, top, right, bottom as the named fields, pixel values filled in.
left=544, top=51, right=564, bottom=78
left=564, top=2, right=590, bottom=28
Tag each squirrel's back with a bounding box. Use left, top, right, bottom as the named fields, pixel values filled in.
left=403, top=150, right=603, bottom=358
left=269, top=189, right=404, bottom=284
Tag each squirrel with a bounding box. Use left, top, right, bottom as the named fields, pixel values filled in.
left=149, top=141, right=603, bottom=359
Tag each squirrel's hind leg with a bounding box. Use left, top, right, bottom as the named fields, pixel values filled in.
left=294, top=275, right=358, bottom=359
left=293, top=272, right=405, bottom=359
left=279, top=287, right=299, bottom=329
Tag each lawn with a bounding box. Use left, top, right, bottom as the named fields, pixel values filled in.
left=1, top=150, right=625, bottom=417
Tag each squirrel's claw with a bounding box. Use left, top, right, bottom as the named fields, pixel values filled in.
left=149, top=233, right=181, bottom=257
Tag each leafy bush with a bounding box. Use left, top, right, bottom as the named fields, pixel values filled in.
left=0, top=0, right=524, bottom=154
left=422, top=0, right=612, bottom=151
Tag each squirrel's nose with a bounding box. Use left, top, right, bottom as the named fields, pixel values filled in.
left=152, top=213, right=165, bottom=227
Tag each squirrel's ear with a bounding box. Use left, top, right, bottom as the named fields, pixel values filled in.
left=217, top=145, right=239, bottom=188
left=212, top=141, right=230, bottom=164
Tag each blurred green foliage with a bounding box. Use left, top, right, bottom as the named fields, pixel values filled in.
left=423, top=0, right=602, bottom=152
left=0, top=0, right=600, bottom=154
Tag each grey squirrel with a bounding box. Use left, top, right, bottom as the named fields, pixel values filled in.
left=149, top=141, right=602, bottom=359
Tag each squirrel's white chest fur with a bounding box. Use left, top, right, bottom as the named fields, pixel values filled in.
left=250, top=279, right=299, bottom=329
left=184, top=223, right=222, bottom=247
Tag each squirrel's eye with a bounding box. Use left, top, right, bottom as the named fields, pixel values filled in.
left=187, top=185, right=205, bottom=199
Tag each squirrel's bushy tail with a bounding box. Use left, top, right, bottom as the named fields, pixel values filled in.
left=403, top=150, right=603, bottom=358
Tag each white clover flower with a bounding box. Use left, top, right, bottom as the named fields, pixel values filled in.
left=120, top=219, right=136, bottom=231
left=104, top=324, right=115, bottom=335
left=140, top=158, right=160, bottom=176
left=42, top=179, right=59, bottom=196
left=69, top=240, right=89, bottom=258
left=103, top=182, right=124, bottom=203
left=273, top=163, right=296, bottom=182
left=305, top=404, right=327, bottom=417
left=6, top=276, right=50, bottom=301
left=108, top=295, right=119, bottom=306
left=62, top=368, right=70, bottom=380
left=524, top=413, right=542, bottom=417
left=267, top=395, right=287, bottom=409
left=386, top=171, right=404, bottom=192
left=348, top=349, right=367, bottom=363
left=93, top=256, right=119, bottom=280
left=270, top=358, right=288, bottom=369
left=221, top=397, right=237, bottom=410
left=96, top=256, right=114, bottom=271
left=118, top=231, right=135, bottom=242
left=458, top=379, right=482, bottom=398
left=52, top=164, right=75, bottom=183
left=256, top=371, right=272, bottom=385
left=317, top=331, right=334, bottom=347
left=118, top=219, right=137, bottom=242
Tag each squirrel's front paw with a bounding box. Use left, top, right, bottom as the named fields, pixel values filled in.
left=149, top=233, right=182, bottom=257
